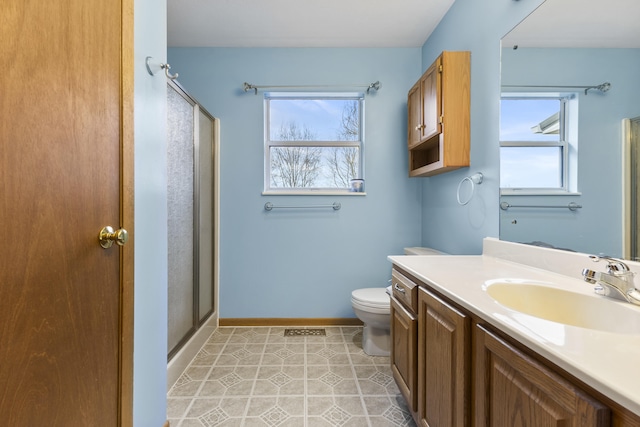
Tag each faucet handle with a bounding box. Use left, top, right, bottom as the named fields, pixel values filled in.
left=589, top=254, right=631, bottom=273
left=582, top=268, right=598, bottom=284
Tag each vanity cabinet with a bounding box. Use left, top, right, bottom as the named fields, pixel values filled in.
left=474, top=324, right=610, bottom=427
left=389, top=266, right=627, bottom=427
left=390, top=268, right=470, bottom=426
left=406, top=51, right=470, bottom=177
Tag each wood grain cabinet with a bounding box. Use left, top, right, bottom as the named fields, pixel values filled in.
left=388, top=266, right=640, bottom=427
left=390, top=269, right=471, bottom=427
left=417, top=287, right=470, bottom=427
left=408, top=60, right=440, bottom=149
left=390, top=297, right=417, bottom=412
left=390, top=270, right=418, bottom=413
left=474, top=324, right=610, bottom=427
left=407, top=51, right=470, bottom=177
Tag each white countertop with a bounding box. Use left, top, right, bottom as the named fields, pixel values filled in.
left=388, top=239, right=640, bottom=416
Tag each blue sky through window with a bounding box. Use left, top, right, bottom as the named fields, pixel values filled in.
left=500, top=98, right=559, bottom=141
left=500, top=97, right=564, bottom=189
left=269, top=98, right=360, bottom=141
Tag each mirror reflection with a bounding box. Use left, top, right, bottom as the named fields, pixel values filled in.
left=499, top=0, right=640, bottom=259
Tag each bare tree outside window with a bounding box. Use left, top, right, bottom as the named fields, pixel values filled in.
left=265, top=94, right=363, bottom=192
left=336, top=100, right=359, bottom=141
left=327, top=100, right=360, bottom=187
left=270, top=121, right=321, bottom=188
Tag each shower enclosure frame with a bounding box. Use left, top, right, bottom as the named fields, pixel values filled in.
left=167, top=79, right=219, bottom=360
left=623, top=116, right=640, bottom=261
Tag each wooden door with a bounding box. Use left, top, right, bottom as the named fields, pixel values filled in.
left=418, top=287, right=470, bottom=427
left=0, top=0, right=133, bottom=425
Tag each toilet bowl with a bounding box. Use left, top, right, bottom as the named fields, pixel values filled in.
left=351, top=288, right=391, bottom=356
left=351, top=247, right=447, bottom=356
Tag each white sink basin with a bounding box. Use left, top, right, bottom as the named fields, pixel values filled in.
left=485, top=281, right=640, bottom=334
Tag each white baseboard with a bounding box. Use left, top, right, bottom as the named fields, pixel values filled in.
left=166, top=314, right=218, bottom=392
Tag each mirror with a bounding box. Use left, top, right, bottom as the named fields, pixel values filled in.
left=499, top=0, right=640, bottom=259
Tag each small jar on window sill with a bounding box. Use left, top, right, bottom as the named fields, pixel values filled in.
left=350, top=179, right=365, bottom=193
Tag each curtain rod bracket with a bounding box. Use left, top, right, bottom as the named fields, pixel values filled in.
left=367, top=81, right=381, bottom=93
left=243, top=82, right=258, bottom=95
left=146, top=56, right=179, bottom=80
left=585, top=82, right=611, bottom=95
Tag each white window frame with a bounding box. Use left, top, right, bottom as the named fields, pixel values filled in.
left=263, top=92, right=365, bottom=195
left=500, top=92, right=579, bottom=196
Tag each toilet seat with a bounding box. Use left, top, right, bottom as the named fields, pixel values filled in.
left=351, top=288, right=390, bottom=314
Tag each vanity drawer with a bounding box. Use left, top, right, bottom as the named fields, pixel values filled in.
left=391, top=269, right=418, bottom=313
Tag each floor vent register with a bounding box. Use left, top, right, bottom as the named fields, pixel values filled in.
left=283, top=328, right=326, bottom=337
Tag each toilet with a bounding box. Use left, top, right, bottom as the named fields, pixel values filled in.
left=351, top=247, right=447, bottom=356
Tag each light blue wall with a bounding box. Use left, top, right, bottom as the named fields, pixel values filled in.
left=134, top=0, right=168, bottom=424
left=499, top=48, right=640, bottom=256
left=418, top=0, right=545, bottom=254
left=167, top=48, right=422, bottom=318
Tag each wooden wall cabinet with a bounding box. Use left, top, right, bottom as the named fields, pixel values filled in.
left=407, top=51, right=470, bottom=177
left=389, top=266, right=640, bottom=427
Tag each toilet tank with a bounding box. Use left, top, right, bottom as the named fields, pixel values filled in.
left=404, top=247, right=447, bottom=255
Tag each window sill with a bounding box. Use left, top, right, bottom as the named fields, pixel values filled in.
left=262, top=190, right=366, bottom=196
left=500, top=189, right=581, bottom=196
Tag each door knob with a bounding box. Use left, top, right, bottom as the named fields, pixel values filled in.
left=99, top=226, right=128, bottom=249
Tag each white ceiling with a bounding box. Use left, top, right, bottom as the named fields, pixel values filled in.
left=167, top=0, right=640, bottom=49
left=167, top=0, right=455, bottom=48
left=502, top=0, right=640, bottom=48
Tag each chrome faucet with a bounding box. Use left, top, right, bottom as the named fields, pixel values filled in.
left=582, top=255, right=640, bottom=305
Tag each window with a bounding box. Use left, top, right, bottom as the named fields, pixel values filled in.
left=264, top=92, right=364, bottom=194
left=500, top=93, right=577, bottom=194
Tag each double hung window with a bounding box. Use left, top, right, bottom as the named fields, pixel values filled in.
left=500, top=94, right=577, bottom=194
left=264, top=92, right=364, bottom=194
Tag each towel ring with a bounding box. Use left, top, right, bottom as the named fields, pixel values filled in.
left=456, top=172, right=483, bottom=206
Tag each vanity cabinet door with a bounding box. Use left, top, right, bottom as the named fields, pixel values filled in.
left=417, top=287, right=470, bottom=427
left=390, top=296, right=417, bottom=412
left=474, top=324, right=610, bottom=427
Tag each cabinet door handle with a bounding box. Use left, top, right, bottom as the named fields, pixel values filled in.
left=394, top=283, right=406, bottom=293
left=414, top=124, right=425, bottom=131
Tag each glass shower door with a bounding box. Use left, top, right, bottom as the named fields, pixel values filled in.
left=167, top=81, right=216, bottom=359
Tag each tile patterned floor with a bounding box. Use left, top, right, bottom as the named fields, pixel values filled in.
left=167, top=326, right=417, bottom=427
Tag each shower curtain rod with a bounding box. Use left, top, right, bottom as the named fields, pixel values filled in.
left=502, top=82, right=611, bottom=95
left=242, top=81, right=381, bottom=95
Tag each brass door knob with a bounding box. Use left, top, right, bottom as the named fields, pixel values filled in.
left=99, top=226, right=128, bottom=249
